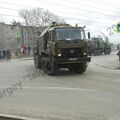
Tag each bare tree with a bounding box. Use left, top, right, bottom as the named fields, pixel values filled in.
left=19, top=8, right=65, bottom=27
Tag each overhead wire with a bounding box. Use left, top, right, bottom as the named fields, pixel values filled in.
left=63, top=0, right=120, bottom=12
left=0, top=13, right=19, bottom=17
left=0, top=7, right=114, bottom=25
left=0, top=1, right=34, bottom=8
left=0, top=6, right=114, bottom=22
left=90, top=0, right=120, bottom=9
left=0, top=0, right=118, bottom=26
left=0, top=0, right=119, bottom=18
left=0, top=12, right=113, bottom=26
left=0, top=7, right=19, bottom=11
left=35, top=0, right=120, bottom=18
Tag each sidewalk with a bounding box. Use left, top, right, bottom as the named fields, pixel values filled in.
left=12, top=55, right=32, bottom=59
left=94, top=52, right=120, bottom=70
left=96, top=59, right=120, bottom=70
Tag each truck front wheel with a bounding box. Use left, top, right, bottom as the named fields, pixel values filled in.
left=46, top=60, right=56, bottom=76
left=69, top=62, right=88, bottom=74
left=34, top=55, right=41, bottom=69
left=75, top=63, right=88, bottom=73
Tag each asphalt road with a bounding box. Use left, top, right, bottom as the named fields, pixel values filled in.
left=0, top=53, right=120, bottom=120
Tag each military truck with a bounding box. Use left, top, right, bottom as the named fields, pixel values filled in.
left=87, top=37, right=111, bottom=56
left=34, top=22, right=91, bottom=75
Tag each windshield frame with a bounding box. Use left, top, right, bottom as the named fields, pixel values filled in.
left=54, top=27, right=86, bottom=41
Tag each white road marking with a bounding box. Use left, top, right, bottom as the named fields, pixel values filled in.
left=0, top=86, right=95, bottom=91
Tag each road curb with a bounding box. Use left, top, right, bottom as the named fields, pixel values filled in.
left=0, top=113, right=41, bottom=120
left=12, top=55, right=32, bottom=59
left=96, top=64, right=115, bottom=70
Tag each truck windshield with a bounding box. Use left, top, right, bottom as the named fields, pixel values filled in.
left=55, top=28, right=85, bottom=41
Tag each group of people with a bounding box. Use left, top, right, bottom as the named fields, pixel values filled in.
left=21, top=45, right=31, bottom=55
left=0, top=49, right=11, bottom=61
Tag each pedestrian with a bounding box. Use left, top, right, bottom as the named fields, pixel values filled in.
left=0, top=49, right=2, bottom=61
left=3, top=49, right=6, bottom=60
left=22, top=45, right=27, bottom=55
left=28, top=46, right=31, bottom=55
left=117, top=50, right=120, bottom=63
left=6, top=50, right=11, bottom=61
left=117, top=45, right=120, bottom=50
left=24, top=46, right=27, bottom=55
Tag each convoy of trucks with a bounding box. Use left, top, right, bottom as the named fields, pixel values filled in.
left=87, top=37, right=111, bottom=56
left=33, top=22, right=113, bottom=75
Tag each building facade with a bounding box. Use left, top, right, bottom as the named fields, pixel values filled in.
left=0, top=22, right=45, bottom=52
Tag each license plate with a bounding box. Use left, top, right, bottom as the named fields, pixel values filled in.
left=69, top=58, right=78, bottom=61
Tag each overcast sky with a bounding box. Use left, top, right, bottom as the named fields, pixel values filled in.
left=0, top=0, right=120, bottom=43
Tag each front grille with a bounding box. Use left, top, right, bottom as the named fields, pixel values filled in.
left=61, top=48, right=82, bottom=57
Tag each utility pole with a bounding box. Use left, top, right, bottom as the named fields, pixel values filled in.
left=12, top=21, right=24, bottom=56
left=20, top=26, right=24, bottom=46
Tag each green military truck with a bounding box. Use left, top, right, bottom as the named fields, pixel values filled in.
left=87, top=37, right=111, bottom=56
left=34, top=22, right=91, bottom=75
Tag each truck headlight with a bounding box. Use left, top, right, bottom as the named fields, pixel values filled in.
left=58, top=53, right=62, bottom=57
left=57, top=49, right=62, bottom=57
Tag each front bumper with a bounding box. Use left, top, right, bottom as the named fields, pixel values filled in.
left=55, top=57, right=91, bottom=64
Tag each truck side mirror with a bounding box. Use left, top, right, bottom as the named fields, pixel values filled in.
left=88, top=32, right=91, bottom=39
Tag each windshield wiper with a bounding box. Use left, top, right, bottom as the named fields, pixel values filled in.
left=72, top=39, right=81, bottom=41
left=58, top=39, right=83, bottom=42
left=71, top=39, right=81, bottom=43
left=57, top=39, right=71, bottom=43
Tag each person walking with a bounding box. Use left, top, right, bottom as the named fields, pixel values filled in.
left=28, top=46, right=31, bottom=55
left=117, top=50, right=120, bottom=63
left=0, top=49, right=2, bottom=61
left=6, top=50, right=11, bottom=61
left=3, top=49, right=6, bottom=60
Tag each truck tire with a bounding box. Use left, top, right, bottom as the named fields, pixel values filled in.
left=104, top=49, right=108, bottom=55
left=46, top=60, right=56, bottom=76
left=89, top=52, right=92, bottom=56
left=94, top=50, right=97, bottom=56
left=34, top=55, right=41, bottom=69
left=42, top=59, right=46, bottom=73
left=69, top=63, right=87, bottom=74
left=97, top=50, right=100, bottom=56
left=75, top=63, right=88, bottom=73
left=108, top=49, right=111, bottom=54
left=99, top=50, right=102, bottom=55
